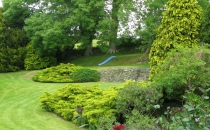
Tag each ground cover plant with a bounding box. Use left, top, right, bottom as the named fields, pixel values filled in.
left=32, top=63, right=100, bottom=83
left=0, top=70, right=122, bottom=130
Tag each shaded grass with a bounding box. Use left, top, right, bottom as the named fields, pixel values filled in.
left=0, top=71, right=123, bottom=130
left=65, top=52, right=149, bottom=68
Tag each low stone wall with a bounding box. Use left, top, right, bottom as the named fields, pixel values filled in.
left=99, top=68, right=150, bottom=82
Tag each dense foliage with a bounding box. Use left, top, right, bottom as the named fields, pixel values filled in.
left=0, top=47, right=26, bottom=72
left=32, top=63, right=100, bottom=83
left=149, top=0, right=202, bottom=79
left=24, top=44, right=57, bottom=70
left=71, top=68, right=100, bottom=83
left=115, top=80, right=162, bottom=116
left=153, top=46, right=210, bottom=100
left=0, top=8, right=28, bottom=72
left=200, top=2, right=210, bottom=44
left=32, top=63, right=81, bottom=83
left=40, top=84, right=118, bottom=128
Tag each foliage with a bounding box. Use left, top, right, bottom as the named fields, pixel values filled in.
left=200, top=2, right=210, bottom=44
left=95, top=116, right=117, bottom=130
left=138, top=0, right=168, bottom=52
left=156, top=86, right=210, bottom=130
left=153, top=46, right=210, bottom=100
left=40, top=84, right=119, bottom=128
left=71, top=68, right=100, bottom=83
left=0, top=47, right=26, bottom=72
left=0, top=7, right=28, bottom=73
left=149, top=0, right=202, bottom=79
left=24, top=44, right=57, bottom=70
left=32, top=63, right=81, bottom=83
left=2, top=0, right=32, bottom=29
left=115, top=80, right=163, bottom=117
left=124, top=109, right=155, bottom=130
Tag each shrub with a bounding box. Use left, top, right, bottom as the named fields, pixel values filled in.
left=152, top=46, right=210, bottom=100
left=71, top=68, right=100, bottom=83
left=156, top=86, right=210, bottom=129
left=24, top=44, right=57, bottom=70
left=125, top=109, right=155, bottom=130
left=40, top=84, right=119, bottom=128
left=115, top=80, right=163, bottom=118
left=0, top=47, right=26, bottom=72
left=32, top=63, right=81, bottom=83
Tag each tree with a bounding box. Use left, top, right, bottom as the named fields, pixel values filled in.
left=0, top=8, right=28, bottom=72
left=138, top=0, right=168, bottom=53
left=24, top=0, right=105, bottom=56
left=149, top=0, right=202, bottom=79
left=98, top=0, right=138, bottom=54
left=200, top=2, right=210, bottom=44
left=2, top=0, right=32, bottom=29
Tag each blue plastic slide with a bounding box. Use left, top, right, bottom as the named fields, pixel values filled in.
left=98, top=56, right=116, bottom=66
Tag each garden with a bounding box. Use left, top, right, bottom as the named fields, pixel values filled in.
left=1, top=0, right=210, bottom=129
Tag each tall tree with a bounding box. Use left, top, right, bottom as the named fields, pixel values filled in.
left=98, top=0, right=138, bottom=54
left=24, top=0, right=105, bottom=56
left=149, top=0, right=202, bottom=79
left=138, top=0, right=168, bottom=53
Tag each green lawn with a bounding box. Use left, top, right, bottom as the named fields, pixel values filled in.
left=0, top=70, right=123, bottom=130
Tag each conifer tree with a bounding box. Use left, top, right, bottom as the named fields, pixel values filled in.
left=149, top=0, right=202, bottom=79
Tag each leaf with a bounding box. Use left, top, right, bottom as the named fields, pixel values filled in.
left=203, top=96, right=209, bottom=99
left=182, top=118, right=190, bottom=122
left=184, top=104, right=194, bottom=111
left=79, top=124, right=89, bottom=128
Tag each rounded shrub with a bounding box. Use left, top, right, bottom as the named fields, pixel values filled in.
left=32, top=63, right=81, bottom=83
left=71, top=68, right=100, bottom=83
left=115, top=80, right=163, bottom=117
left=153, top=45, right=210, bottom=100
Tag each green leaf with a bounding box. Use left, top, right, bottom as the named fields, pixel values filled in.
left=184, top=104, right=194, bottom=111
left=79, top=124, right=89, bottom=128
left=182, top=118, right=190, bottom=122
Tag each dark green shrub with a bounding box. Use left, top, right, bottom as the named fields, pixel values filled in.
left=115, top=80, right=163, bottom=118
left=0, top=47, right=26, bottom=72
left=32, top=63, right=81, bottom=83
left=153, top=46, right=210, bottom=100
left=40, top=84, right=118, bottom=128
left=24, top=44, right=57, bottom=70
left=156, top=86, right=210, bottom=129
left=71, top=68, right=100, bottom=83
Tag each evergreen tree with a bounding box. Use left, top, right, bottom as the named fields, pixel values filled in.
left=149, top=0, right=202, bottom=79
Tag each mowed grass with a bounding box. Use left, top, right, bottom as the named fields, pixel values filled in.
left=0, top=71, right=123, bottom=130
left=0, top=53, right=147, bottom=129
left=64, top=52, right=149, bottom=68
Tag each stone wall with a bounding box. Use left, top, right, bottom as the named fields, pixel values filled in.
left=99, top=68, right=150, bottom=82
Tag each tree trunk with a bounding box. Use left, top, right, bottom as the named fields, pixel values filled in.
left=106, top=0, right=120, bottom=54
left=107, top=42, right=118, bottom=54
left=84, top=43, right=93, bottom=56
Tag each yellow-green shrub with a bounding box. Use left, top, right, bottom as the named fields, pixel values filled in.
left=40, top=84, right=118, bottom=127
left=32, top=63, right=81, bottom=83
left=149, top=0, right=202, bottom=79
